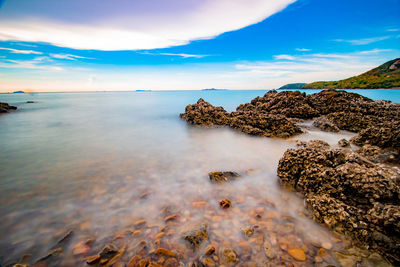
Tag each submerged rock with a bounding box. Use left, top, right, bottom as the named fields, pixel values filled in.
left=209, top=171, right=240, bottom=183
left=313, top=117, right=339, bottom=132
left=277, top=140, right=400, bottom=264
left=182, top=223, right=208, bottom=249
left=338, top=138, right=350, bottom=147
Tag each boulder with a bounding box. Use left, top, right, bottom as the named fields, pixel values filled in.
left=313, top=117, right=339, bottom=132
left=277, top=140, right=400, bottom=264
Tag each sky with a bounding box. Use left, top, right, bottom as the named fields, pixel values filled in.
left=0, top=0, right=399, bottom=92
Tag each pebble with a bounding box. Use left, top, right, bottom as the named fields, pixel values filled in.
left=322, top=242, right=333, bottom=250
left=288, top=248, right=306, bottom=261
left=219, top=199, right=232, bottom=209
left=134, top=220, right=146, bottom=227
left=154, top=248, right=175, bottom=257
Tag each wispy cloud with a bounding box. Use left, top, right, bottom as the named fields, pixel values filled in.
left=296, top=48, right=311, bottom=52
left=0, top=47, right=42, bottom=54
left=139, top=51, right=209, bottom=58
left=387, top=28, right=399, bottom=32
left=334, top=36, right=390, bottom=45
left=274, top=54, right=295, bottom=60
left=358, top=48, right=393, bottom=54
left=0, top=56, right=63, bottom=71
left=50, top=53, right=94, bottom=60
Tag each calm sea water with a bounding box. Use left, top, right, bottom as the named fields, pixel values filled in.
left=0, top=89, right=398, bottom=266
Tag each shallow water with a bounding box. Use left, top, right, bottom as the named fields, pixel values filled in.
left=0, top=90, right=398, bottom=266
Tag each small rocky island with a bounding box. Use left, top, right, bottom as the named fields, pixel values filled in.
left=0, top=102, right=17, bottom=113
left=181, top=89, right=400, bottom=264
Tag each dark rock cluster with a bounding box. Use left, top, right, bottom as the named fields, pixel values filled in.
left=277, top=140, right=400, bottom=264
left=0, top=102, right=17, bottom=113
left=181, top=90, right=400, bottom=152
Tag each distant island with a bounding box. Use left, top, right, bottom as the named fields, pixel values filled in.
left=135, top=89, right=152, bottom=92
left=279, top=83, right=307, bottom=89
left=202, top=88, right=228, bottom=91
left=13, top=91, right=25, bottom=93
left=280, top=58, right=400, bottom=89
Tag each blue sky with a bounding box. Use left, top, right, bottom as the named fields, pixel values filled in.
left=0, top=0, right=399, bottom=92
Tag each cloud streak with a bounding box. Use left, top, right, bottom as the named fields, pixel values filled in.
left=0, top=47, right=42, bottom=54
left=0, top=0, right=296, bottom=50
left=334, top=36, right=390, bottom=45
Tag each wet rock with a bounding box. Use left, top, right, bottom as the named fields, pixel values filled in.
left=99, top=244, right=118, bottom=260
left=27, top=101, right=35, bottom=103
left=338, top=138, right=350, bottom=147
left=182, top=223, right=208, bottom=249
left=221, top=247, right=238, bottom=265
left=288, top=248, right=306, bottom=261
left=201, top=257, right=216, bottom=267
left=0, top=102, right=17, bottom=113
left=86, top=255, right=100, bottom=265
left=104, top=244, right=126, bottom=267
left=241, top=227, right=254, bottom=237
left=164, top=214, right=179, bottom=222
left=313, top=117, right=339, bottom=132
left=219, top=199, right=232, bottom=209
left=277, top=140, right=400, bottom=264
left=209, top=171, right=240, bottom=183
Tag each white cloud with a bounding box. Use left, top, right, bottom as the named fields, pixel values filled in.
left=274, top=54, right=296, bottom=60
left=296, top=48, right=311, bottom=51
left=334, top=36, right=390, bottom=45
left=0, top=0, right=296, bottom=50
left=387, top=28, right=399, bottom=32
left=0, top=47, right=42, bottom=54
left=50, top=53, right=94, bottom=60
left=139, top=51, right=208, bottom=58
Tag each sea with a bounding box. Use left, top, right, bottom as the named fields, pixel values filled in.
left=0, top=89, right=399, bottom=266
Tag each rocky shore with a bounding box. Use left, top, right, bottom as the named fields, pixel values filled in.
left=0, top=102, right=17, bottom=113
left=181, top=89, right=400, bottom=264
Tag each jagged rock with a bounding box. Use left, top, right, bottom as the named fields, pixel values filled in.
left=229, top=111, right=303, bottom=138
left=351, top=121, right=400, bottom=151
left=338, top=139, right=350, bottom=147
left=182, top=223, right=208, bottom=249
left=0, top=102, right=17, bottom=113
left=313, top=117, right=339, bottom=132
left=209, top=171, right=240, bottom=183
left=277, top=141, right=400, bottom=264
left=180, top=89, right=400, bottom=147
left=179, top=98, right=230, bottom=127
left=357, top=145, right=399, bottom=164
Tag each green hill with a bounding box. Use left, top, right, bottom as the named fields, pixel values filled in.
left=279, top=83, right=307, bottom=89
left=304, top=58, right=400, bottom=89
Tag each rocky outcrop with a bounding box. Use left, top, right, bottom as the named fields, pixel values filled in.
left=0, top=102, right=17, bottom=113
left=181, top=89, right=400, bottom=151
left=277, top=141, right=400, bottom=263
left=229, top=111, right=302, bottom=138
left=180, top=98, right=302, bottom=138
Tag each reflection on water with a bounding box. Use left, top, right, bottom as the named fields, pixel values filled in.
left=0, top=90, right=397, bottom=266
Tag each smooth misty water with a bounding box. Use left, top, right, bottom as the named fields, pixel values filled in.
left=0, top=90, right=398, bottom=266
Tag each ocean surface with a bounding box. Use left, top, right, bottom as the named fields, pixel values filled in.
left=0, top=89, right=399, bottom=266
